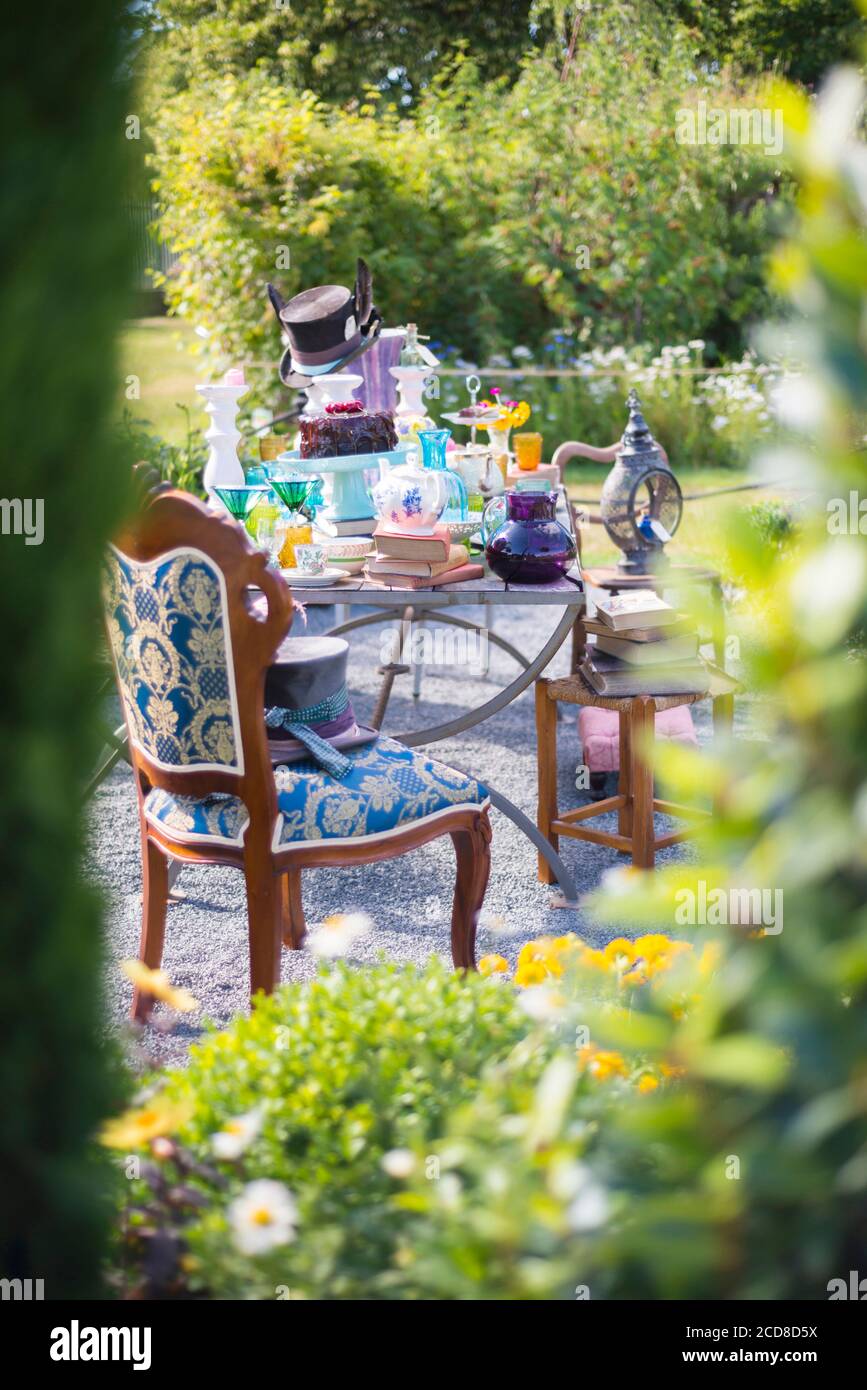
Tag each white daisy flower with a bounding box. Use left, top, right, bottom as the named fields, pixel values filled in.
left=212, top=1108, right=264, bottom=1160
left=308, top=912, right=372, bottom=958
left=568, top=1180, right=610, bottom=1232
left=228, top=1180, right=298, bottom=1256
left=519, top=985, right=566, bottom=1022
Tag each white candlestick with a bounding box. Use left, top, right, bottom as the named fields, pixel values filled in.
left=196, top=382, right=247, bottom=498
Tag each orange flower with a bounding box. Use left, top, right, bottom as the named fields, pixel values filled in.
left=578, top=1044, right=629, bottom=1081
left=479, top=954, right=509, bottom=977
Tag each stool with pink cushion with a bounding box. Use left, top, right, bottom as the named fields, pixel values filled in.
left=535, top=672, right=734, bottom=871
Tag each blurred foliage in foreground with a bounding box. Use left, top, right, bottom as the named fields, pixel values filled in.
left=0, top=5, right=132, bottom=1293
left=107, top=68, right=867, bottom=1299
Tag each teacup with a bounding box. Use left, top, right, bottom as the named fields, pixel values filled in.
left=294, top=543, right=327, bottom=576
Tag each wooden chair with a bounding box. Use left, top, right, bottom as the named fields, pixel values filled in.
left=535, top=672, right=734, bottom=872
left=103, top=490, right=492, bottom=1020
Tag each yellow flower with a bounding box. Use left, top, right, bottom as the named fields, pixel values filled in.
left=578, top=946, right=609, bottom=971
left=698, top=941, right=723, bottom=976
left=479, top=954, right=509, bottom=976
left=514, top=958, right=549, bottom=988
left=100, top=1095, right=193, bottom=1149
left=637, top=1074, right=659, bottom=1094
left=603, top=938, right=637, bottom=968
left=515, top=936, right=566, bottom=984
left=579, top=1045, right=629, bottom=1081
left=121, top=960, right=198, bottom=1013
left=660, top=1061, right=687, bottom=1080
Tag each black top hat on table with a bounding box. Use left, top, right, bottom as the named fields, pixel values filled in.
left=267, top=258, right=382, bottom=390
left=264, top=634, right=377, bottom=777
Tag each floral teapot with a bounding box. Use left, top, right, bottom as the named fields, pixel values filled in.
left=371, top=450, right=448, bottom=533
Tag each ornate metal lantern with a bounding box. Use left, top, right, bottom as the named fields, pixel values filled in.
left=599, top=389, right=683, bottom=573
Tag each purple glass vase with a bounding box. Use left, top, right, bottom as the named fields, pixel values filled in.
left=483, top=489, right=577, bottom=583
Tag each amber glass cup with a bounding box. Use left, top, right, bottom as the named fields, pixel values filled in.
left=513, top=432, right=543, bottom=471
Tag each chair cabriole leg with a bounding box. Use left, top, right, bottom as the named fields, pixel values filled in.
left=450, top=811, right=492, bottom=970
left=244, top=856, right=283, bottom=1001
left=131, top=834, right=169, bottom=1022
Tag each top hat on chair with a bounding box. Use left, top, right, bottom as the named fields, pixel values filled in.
left=267, top=258, right=382, bottom=390
left=264, top=634, right=378, bottom=776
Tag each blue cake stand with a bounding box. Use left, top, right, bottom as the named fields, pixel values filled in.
left=276, top=445, right=413, bottom=525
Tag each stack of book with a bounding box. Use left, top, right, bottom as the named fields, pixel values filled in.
left=581, top=590, right=708, bottom=696
left=364, top=524, right=483, bottom=589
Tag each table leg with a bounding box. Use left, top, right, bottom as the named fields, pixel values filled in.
left=412, top=617, right=425, bottom=699
left=535, top=678, right=559, bottom=885
left=485, top=785, right=578, bottom=904
left=570, top=610, right=587, bottom=673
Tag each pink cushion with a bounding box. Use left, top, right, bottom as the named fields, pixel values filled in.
left=577, top=704, right=698, bottom=773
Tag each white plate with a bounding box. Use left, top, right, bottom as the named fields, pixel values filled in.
left=280, top=566, right=349, bottom=587
left=441, top=409, right=503, bottom=427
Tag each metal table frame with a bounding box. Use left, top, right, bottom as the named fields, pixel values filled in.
left=297, top=574, right=585, bottom=901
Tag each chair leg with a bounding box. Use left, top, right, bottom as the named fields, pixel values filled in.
left=281, top=869, right=306, bottom=949
left=244, top=859, right=283, bottom=1001
left=131, top=835, right=169, bottom=1022
left=630, top=697, right=656, bottom=869
left=535, top=678, right=559, bottom=884
left=449, top=811, right=491, bottom=970
left=618, top=711, right=633, bottom=840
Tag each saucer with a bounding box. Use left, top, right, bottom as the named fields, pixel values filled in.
left=280, top=566, right=348, bottom=587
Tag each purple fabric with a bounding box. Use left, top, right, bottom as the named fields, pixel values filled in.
left=355, top=333, right=404, bottom=413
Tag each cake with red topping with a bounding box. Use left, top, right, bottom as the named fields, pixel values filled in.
left=298, top=399, right=398, bottom=460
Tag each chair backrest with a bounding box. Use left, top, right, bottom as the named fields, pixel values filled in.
left=102, top=490, right=293, bottom=846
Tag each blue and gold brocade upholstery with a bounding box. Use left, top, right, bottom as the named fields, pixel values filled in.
left=103, top=546, right=241, bottom=772
left=143, top=738, right=487, bottom=848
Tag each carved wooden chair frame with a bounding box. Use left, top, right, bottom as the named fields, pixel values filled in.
left=107, top=490, right=491, bottom=1021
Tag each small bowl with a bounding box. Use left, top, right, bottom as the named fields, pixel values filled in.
left=319, top=535, right=374, bottom=560
left=447, top=520, right=482, bottom=544
left=329, top=556, right=367, bottom=575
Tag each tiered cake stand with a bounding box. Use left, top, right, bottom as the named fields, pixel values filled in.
left=276, top=446, right=411, bottom=526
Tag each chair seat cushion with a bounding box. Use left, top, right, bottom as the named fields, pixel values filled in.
left=143, top=737, right=487, bottom=850
left=578, top=704, right=698, bottom=773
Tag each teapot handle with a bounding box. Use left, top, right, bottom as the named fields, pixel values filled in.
left=481, top=494, right=507, bottom=544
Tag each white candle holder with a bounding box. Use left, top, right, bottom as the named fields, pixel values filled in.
left=196, top=382, right=247, bottom=499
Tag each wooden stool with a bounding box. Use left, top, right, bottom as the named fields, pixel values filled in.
left=535, top=672, right=734, bottom=872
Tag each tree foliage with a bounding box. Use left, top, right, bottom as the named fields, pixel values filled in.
left=674, top=0, right=865, bottom=88
left=144, top=0, right=539, bottom=106
left=149, top=4, right=790, bottom=381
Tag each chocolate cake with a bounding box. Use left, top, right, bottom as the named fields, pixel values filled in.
left=299, top=399, right=397, bottom=460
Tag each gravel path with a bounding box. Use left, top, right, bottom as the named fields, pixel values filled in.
left=89, top=598, right=755, bottom=1066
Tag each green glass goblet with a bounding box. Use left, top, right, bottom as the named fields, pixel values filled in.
left=213, top=485, right=268, bottom=523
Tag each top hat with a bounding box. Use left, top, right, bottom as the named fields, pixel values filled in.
left=264, top=634, right=377, bottom=776
left=267, top=258, right=382, bottom=390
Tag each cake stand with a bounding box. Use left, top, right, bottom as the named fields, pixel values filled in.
left=277, top=445, right=412, bottom=525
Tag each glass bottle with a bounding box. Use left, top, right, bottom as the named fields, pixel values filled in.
left=417, top=428, right=468, bottom=523
left=400, top=323, right=428, bottom=368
